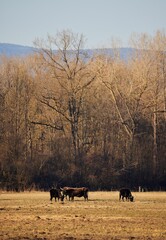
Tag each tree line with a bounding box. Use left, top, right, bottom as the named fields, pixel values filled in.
left=0, top=30, right=166, bottom=191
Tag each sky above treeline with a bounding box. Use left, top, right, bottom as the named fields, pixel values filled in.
left=0, top=0, right=166, bottom=48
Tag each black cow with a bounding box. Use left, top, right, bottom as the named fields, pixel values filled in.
left=61, top=187, right=88, bottom=201
left=50, top=188, right=64, bottom=202
left=119, top=188, right=134, bottom=202
left=60, top=187, right=72, bottom=200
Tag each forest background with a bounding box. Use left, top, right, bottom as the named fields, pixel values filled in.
left=0, top=30, right=165, bottom=191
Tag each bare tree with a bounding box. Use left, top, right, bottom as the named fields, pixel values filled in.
left=33, top=30, right=96, bottom=164
left=0, top=57, right=36, bottom=190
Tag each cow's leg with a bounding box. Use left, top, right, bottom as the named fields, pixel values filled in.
left=84, top=193, right=88, bottom=201
left=63, top=192, right=67, bottom=200
left=60, top=196, right=63, bottom=201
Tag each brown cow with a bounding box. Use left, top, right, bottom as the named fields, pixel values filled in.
left=61, top=187, right=88, bottom=201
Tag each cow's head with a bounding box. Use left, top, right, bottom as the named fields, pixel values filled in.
left=60, top=194, right=64, bottom=201
left=129, top=195, right=134, bottom=202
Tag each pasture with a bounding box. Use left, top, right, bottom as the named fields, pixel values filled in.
left=0, top=191, right=166, bottom=240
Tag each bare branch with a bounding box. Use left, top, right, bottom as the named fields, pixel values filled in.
left=31, top=120, right=63, bottom=131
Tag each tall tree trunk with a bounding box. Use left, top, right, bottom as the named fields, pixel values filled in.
left=153, top=110, right=158, bottom=177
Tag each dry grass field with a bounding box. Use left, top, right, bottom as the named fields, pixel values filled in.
left=0, top=191, right=166, bottom=240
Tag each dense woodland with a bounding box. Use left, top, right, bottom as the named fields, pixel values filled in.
left=0, top=30, right=166, bottom=191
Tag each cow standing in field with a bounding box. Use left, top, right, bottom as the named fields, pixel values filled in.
left=119, top=188, right=134, bottom=202
left=61, top=187, right=89, bottom=201
left=60, top=187, right=72, bottom=200
left=50, top=188, right=64, bottom=202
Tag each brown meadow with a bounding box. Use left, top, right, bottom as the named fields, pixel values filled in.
left=0, top=191, right=166, bottom=240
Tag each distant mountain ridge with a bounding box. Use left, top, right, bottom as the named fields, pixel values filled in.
left=0, top=43, right=134, bottom=60
left=0, top=43, right=36, bottom=57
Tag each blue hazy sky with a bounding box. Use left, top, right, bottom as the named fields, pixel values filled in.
left=0, top=0, right=165, bottom=48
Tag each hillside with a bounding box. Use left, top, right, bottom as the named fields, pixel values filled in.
left=0, top=43, right=134, bottom=60
left=0, top=43, right=36, bottom=57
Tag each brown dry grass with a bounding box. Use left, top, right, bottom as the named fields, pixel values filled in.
left=0, top=191, right=166, bottom=240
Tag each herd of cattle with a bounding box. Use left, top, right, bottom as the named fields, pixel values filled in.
left=50, top=187, right=134, bottom=202
left=50, top=187, right=88, bottom=202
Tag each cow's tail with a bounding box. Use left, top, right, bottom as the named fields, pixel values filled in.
left=119, top=192, right=121, bottom=201
left=86, top=191, right=88, bottom=201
